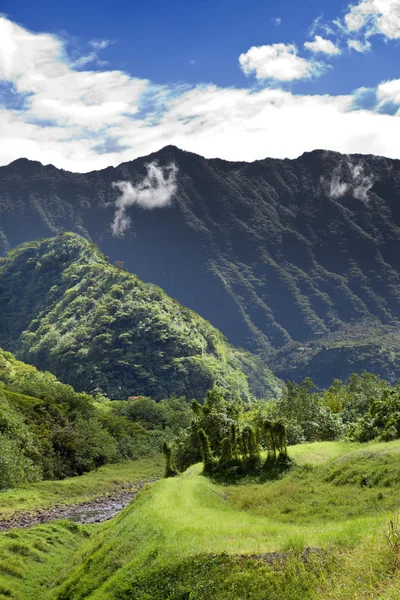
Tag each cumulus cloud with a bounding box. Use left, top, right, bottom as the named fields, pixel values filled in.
left=2, top=16, right=400, bottom=172
left=0, top=17, right=147, bottom=128
left=304, top=36, right=341, bottom=55
left=344, top=0, right=400, bottom=40
left=111, top=163, right=178, bottom=235
left=239, top=43, right=322, bottom=81
left=376, top=79, right=400, bottom=109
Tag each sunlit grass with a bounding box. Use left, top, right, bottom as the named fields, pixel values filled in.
left=6, top=440, right=400, bottom=599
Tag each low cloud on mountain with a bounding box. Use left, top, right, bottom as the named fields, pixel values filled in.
left=325, top=160, right=375, bottom=201
left=111, top=162, right=178, bottom=235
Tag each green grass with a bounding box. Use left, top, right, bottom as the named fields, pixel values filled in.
left=6, top=441, right=400, bottom=599
left=0, top=520, right=89, bottom=600
left=289, top=439, right=400, bottom=465
left=288, top=440, right=362, bottom=465
left=227, top=440, right=400, bottom=528
left=52, top=440, right=400, bottom=599
left=0, top=455, right=164, bottom=517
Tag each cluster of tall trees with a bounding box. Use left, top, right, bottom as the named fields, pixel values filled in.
left=163, top=389, right=289, bottom=479
left=162, top=372, right=400, bottom=480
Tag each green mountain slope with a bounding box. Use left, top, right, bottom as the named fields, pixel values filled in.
left=0, top=233, right=281, bottom=400
left=1, top=147, right=400, bottom=384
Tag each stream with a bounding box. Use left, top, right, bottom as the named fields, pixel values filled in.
left=0, top=479, right=158, bottom=531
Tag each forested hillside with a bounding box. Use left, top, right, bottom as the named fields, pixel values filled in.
left=0, top=347, right=154, bottom=486
left=0, top=233, right=280, bottom=400
left=2, top=147, right=400, bottom=384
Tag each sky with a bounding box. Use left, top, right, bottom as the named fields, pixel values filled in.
left=0, top=0, right=400, bottom=172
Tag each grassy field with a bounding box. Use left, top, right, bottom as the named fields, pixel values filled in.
left=3, top=441, right=400, bottom=599
left=0, top=455, right=164, bottom=517
left=53, top=440, right=400, bottom=599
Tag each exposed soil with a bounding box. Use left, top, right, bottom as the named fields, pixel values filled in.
left=0, top=478, right=158, bottom=531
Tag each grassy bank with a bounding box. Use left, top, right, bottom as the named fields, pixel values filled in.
left=0, top=456, right=164, bottom=518
left=4, top=441, right=400, bottom=599
left=52, top=440, right=400, bottom=599
left=0, top=520, right=89, bottom=600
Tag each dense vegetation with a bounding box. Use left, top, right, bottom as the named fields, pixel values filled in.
left=2, top=148, right=400, bottom=384
left=0, top=347, right=187, bottom=488
left=0, top=233, right=281, bottom=400
left=155, top=370, right=400, bottom=486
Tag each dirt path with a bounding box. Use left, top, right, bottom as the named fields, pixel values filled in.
left=0, top=479, right=158, bottom=531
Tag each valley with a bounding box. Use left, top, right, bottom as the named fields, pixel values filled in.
left=2, top=148, right=400, bottom=385
left=2, top=442, right=400, bottom=599
left=2, top=150, right=400, bottom=600
left=2, top=0, right=400, bottom=596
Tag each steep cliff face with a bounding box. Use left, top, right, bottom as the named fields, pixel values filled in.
left=2, top=147, right=400, bottom=385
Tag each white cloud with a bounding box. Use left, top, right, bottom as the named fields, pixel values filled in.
left=304, top=36, right=341, bottom=55
left=344, top=0, right=400, bottom=39
left=0, top=17, right=147, bottom=130
left=351, top=163, right=374, bottom=200
left=376, top=79, right=400, bottom=109
left=89, top=39, right=112, bottom=50
left=71, top=38, right=113, bottom=68
left=329, top=175, right=349, bottom=198
left=272, top=17, right=282, bottom=26
left=325, top=160, right=374, bottom=201
left=111, top=163, right=178, bottom=234
left=2, top=16, right=400, bottom=172
left=239, top=43, right=321, bottom=81
left=347, top=38, right=372, bottom=52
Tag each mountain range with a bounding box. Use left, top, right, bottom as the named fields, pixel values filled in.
left=2, top=146, right=400, bottom=386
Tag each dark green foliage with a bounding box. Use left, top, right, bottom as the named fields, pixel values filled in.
left=173, top=388, right=237, bottom=472
left=0, top=233, right=278, bottom=400
left=218, top=437, right=234, bottom=466
left=230, top=423, right=239, bottom=460
left=170, top=387, right=289, bottom=480
left=274, top=378, right=344, bottom=444
left=112, top=395, right=192, bottom=433
left=162, top=442, right=178, bottom=478
left=240, top=425, right=261, bottom=468
left=198, top=429, right=214, bottom=474
left=0, top=348, right=157, bottom=486
left=3, top=148, right=400, bottom=385
left=352, top=388, right=400, bottom=442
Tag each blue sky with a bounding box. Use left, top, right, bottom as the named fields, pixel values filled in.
left=0, top=0, right=400, bottom=171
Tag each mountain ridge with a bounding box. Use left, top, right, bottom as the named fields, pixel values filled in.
left=2, top=146, right=400, bottom=385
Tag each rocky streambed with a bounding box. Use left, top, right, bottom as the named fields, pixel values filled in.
left=0, top=479, right=158, bottom=531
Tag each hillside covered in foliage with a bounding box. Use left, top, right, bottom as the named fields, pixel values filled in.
left=0, top=347, right=158, bottom=487
left=0, top=233, right=281, bottom=401
left=1, top=147, right=400, bottom=385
